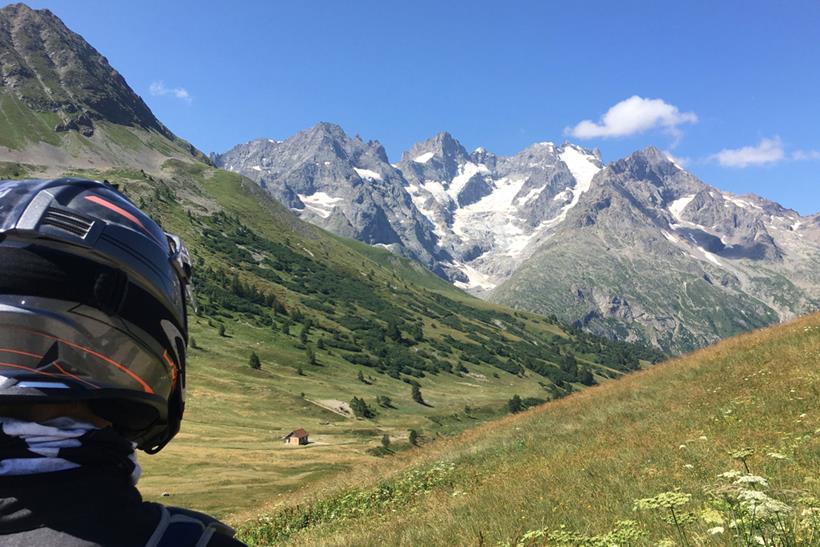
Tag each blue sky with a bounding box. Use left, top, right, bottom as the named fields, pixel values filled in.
left=17, top=0, right=820, bottom=214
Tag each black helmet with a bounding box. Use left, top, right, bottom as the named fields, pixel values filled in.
left=0, top=178, right=192, bottom=453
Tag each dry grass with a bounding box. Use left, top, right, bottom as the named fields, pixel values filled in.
left=239, top=313, right=819, bottom=545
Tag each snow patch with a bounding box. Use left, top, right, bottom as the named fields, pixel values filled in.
left=354, top=168, right=382, bottom=181
left=449, top=162, right=490, bottom=199
left=297, top=192, right=344, bottom=219
left=662, top=230, right=681, bottom=244
left=413, top=152, right=435, bottom=164
left=453, top=262, right=498, bottom=291
left=724, top=194, right=763, bottom=210
left=251, top=165, right=262, bottom=172
left=701, top=248, right=722, bottom=266
left=548, top=146, right=601, bottom=224
left=553, top=188, right=572, bottom=202
left=516, top=186, right=546, bottom=206
left=668, top=194, right=696, bottom=221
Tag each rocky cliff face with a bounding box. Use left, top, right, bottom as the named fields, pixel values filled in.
left=220, top=129, right=819, bottom=353
left=491, top=147, right=820, bottom=352
left=215, top=123, right=454, bottom=276
left=398, top=134, right=603, bottom=290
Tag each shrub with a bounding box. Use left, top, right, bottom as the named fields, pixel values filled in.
left=507, top=394, right=523, bottom=413
left=248, top=352, right=261, bottom=370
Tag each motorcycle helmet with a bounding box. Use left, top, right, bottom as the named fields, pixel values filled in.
left=0, top=178, right=192, bottom=453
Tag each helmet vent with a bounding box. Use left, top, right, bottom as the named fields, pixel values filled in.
left=41, top=207, right=94, bottom=238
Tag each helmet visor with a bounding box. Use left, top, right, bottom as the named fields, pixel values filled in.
left=0, top=296, right=174, bottom=400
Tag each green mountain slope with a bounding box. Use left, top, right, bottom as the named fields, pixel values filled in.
left=238, top=312, right=820, bottom=546
left=0, top=3, right=663, bottom=517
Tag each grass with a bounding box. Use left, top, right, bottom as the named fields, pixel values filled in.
left=237, top=312, right=820, bottom=545
left=0, top=93, right=62, bottom=149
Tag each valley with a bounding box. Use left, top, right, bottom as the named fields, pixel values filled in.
left=0, top=5, right=817, bottom=546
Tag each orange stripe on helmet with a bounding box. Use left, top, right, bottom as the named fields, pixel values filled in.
left=15, top=329, right=154, bottom=394
left=0, top=348, right=97, bottom=388
left=162, top=351, right=178, bottom=388
left=53, top=361, right=99, bottom=389
left=0, top=361, right=63, bottom=379
left=0, top=348, right=41, bottom=359
left=83, top=195, right=166, bottom=247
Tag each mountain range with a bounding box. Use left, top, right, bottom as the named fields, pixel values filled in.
left=2, top=0, right=818, bottom=357
left=217, top=126, right=820, bottom=353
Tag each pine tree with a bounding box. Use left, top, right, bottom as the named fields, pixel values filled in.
left=411, top=384, right=425, bottom=405
left=381, top=434, right=390, bottom=450
left=408, top=429, right=419, bottom=446
left=248, top=352, right=261, bottom=370
left=507, top=394, right=523, bottom=413
left=350, top=397, right=374, bottom=419
left=306, top=345, right=316, bottom=366
left=189, top=336, right=198, bottom=350
left=218, top=324, right=226, bottom=337
left=357, top=370, right=366, bottom=383
left=386, top=319, right=402, bottom=342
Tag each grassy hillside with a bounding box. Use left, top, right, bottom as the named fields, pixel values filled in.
left=237, top=313, right=820, bottom=546
left=0, top=150, right=660, bottom=517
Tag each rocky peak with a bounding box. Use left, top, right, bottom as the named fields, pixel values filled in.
left=399, top=131, right=473, bottom=181
left=0, top=3, right=170, bottom=138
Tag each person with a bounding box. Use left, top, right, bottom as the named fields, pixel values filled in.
left=0, top=178, right=245, bottom=546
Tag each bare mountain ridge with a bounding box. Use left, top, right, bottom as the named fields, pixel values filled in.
left=0, top=3, right=204, bottom=169
left=220, top=127, right=820, bottom=353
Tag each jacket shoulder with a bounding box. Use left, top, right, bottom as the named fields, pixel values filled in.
left=145, top=504, right=246, bottom=547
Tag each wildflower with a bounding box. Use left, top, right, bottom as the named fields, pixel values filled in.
left=634, top=491, right=691, bottom=511
left=729, top=447, right=754, bottom=460
left=698, top=435, right=708, bottom=441
left=684, top=464, right=694, bottom=469
left=707, top=526, right=725, bottom=535
left=735, top=475, right=769, bottom=488
left=718, top=470, right=742, bottom=480
left=766, top=452, right=787, bottom=460
left=700, top=507, right=724, bottom=525
left=739, top=490, right=769, bottom=503
left=679, top=444, right=687, bottom=450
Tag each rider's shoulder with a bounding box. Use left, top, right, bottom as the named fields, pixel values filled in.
left=145, top=503, right=246, bottom=547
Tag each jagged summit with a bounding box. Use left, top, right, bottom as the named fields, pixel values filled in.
left=222, top=124, right=819, bottom=353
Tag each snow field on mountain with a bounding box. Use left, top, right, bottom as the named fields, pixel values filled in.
left=297, top=192, right=344, bottom=218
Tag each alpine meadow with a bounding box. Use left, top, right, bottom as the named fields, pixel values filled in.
left=0, top=2, right=818, bottom=546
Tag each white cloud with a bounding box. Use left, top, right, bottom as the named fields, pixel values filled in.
left=793, top=149, right=820, bottom=161
left=712, top=137, right=784, bottom=168
left=566, top=96, right=697, bottom=139
left=149, top=81, right=192, bottom=103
